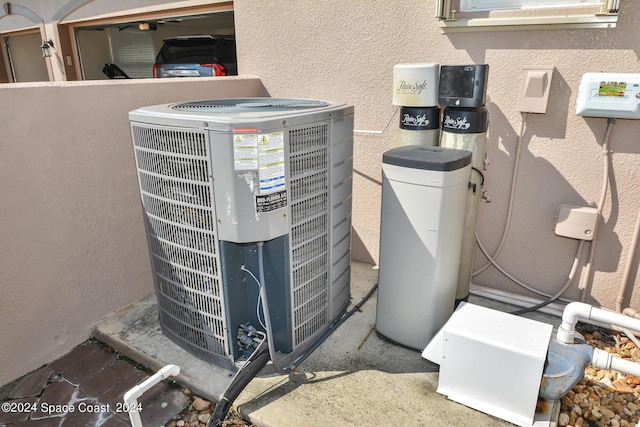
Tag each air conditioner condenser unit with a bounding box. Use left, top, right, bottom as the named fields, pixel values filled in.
left=129, top=98, right=354, bottom=370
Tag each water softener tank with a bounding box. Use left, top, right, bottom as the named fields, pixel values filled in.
left=440, top=106, right=488, bottom=305
left=398, top=106, right=440, bottom=147
left=376, top=146, right=471, bottom=350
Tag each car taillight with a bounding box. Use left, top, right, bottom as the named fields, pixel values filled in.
left=201, top=64, right=227, bottom=76
left=152, top=64, right=161, bottom=78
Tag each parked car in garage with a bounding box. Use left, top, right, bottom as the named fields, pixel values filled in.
left=153, top=35, right=237, bottom=78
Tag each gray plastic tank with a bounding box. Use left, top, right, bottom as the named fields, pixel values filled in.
left=376, top=146, right=471, bottom=350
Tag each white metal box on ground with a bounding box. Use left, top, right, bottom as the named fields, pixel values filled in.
left=423, top=303, right=553, bottom=427
left=129, top=98, right=354, bottom=370
left=376, top=146, right=471, bottom=350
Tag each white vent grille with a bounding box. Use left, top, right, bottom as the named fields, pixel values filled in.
left=288, top=124, right=330, bottom=347
left=131, top=125, right=229, bottom=359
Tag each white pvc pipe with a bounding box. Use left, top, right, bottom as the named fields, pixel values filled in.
left=557, top=302, right=640, bottom=345
left=353, top=130, right=383, bottom=134
left=558, top=303, right=640, bottom=379
left=469, top=284, right=567, bottom=316
left=592, top=348, right=640, bottom=378
left=124, top=364, right=180, bottom=427
left=616, top=203, right=640, bottom=312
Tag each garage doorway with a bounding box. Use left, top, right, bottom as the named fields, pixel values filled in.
left=4, top=32, right=49, bottom=82
left=74, top=11, right=236, bottom=80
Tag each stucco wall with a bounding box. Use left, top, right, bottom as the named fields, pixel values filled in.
left=0, top=76, right=266, bottom=386
left=234, top=1, right=640, bottom=311
left=2, top=0, right=640, bottom=384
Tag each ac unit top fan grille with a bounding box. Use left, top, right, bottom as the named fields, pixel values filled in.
left=171, top=98, right=331, bottom=113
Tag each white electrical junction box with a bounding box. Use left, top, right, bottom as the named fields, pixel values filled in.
left=555, top=205, right=598, bottom=241
left=576, top=73, right=640, bottom=119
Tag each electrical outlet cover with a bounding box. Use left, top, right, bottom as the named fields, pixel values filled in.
left=517, top=66, right=554, bottom=114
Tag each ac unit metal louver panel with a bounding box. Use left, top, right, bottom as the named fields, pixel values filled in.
left=288, top=124, right=330, bottom=347
left=131, top=124, right=230, bottom=361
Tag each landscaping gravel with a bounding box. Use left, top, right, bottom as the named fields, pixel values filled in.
left=164, top=389, right=252, bottom=427
left=559, top=325, right=640, bottom=427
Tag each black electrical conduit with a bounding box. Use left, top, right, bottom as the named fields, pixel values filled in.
left=208, top=268, right=379, bottom=426
left=208, top=338, right=271, bottom=427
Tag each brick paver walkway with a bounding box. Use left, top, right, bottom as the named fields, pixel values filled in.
left=0, top=340, right=189, bottom=427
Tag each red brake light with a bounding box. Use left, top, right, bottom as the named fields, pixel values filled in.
left=152, top=64, right=161, bottom=78
left=201, top=63, right=227, bottom=76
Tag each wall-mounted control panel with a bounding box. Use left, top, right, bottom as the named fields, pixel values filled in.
left=576, top=72, right=640, bottom=119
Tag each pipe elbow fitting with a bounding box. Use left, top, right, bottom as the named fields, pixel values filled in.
left=159, top=364, right=181, bottom=378
left=123, top=387, right=139, bottom=405
left=123, top=364, right=181, bottom=403
left=563, top=302, right=592, bottom=325
left=556, top=302, right=592, bottom=344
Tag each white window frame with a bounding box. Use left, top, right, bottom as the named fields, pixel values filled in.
left=460, top=0, right=600, bottom=12
left=436, top=0, right=620, bottom=32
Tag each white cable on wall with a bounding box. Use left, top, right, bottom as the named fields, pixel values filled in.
left=473, top=113, right=528, bottom=277
left=511, top=240, right=585, bottom=315
left=475, top=231, right=581, bottom=302
left=473, top=115, right=613, bottom=307
left=579, top=118, right=614, bottom=302
left=353, top=107, right=399, bottom=135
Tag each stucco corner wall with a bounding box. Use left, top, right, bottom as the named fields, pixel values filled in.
left=0, top=76, right=265, bottom=386
left=233, top=0, right=640, bottom=313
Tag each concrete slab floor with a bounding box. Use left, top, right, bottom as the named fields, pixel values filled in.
left=94, top=261, right=563, bottom=427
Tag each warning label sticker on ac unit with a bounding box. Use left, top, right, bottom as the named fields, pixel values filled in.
left=258, top=132, right=286, bottom=194
left=233, top=134, right=259, bottom=170
left=256, top=190, right=287, bottom=213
